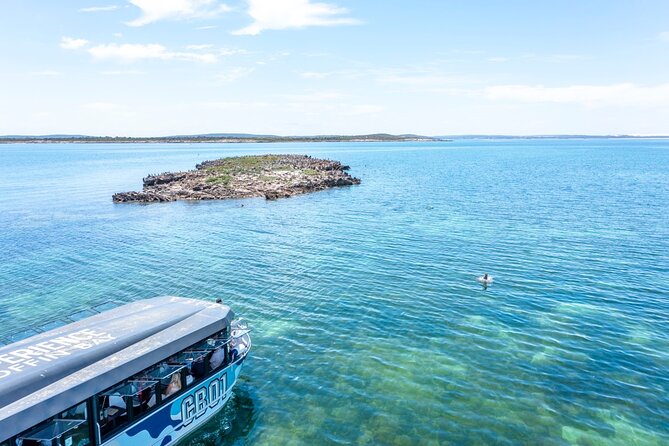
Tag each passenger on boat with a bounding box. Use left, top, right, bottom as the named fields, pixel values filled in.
left=138, top=385, right=153, bottom=406
left=229, top=338, right=239, bottom=362
left=230, top=336, right=248, bottom=362
left=209, top=346, right=225, bottom=370
left=163, top=373, right=182, bottom=397
left=147, top=373, right=183, bottom=407
left=191, top=356, right=207, bottom=380
left=233, top=330, right=248, bottom=352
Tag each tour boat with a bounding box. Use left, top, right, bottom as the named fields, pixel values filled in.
left=0, top=296, right=251, bottom=446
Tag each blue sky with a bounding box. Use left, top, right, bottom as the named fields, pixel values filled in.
left=2, top=0, right=669, bottom=136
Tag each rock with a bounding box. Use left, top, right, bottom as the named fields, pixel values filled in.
left=113, top=154, right=361, bottom=203
left=112, top=191, right=174, bottom=203
left=143, top=173, right=186, bottom=187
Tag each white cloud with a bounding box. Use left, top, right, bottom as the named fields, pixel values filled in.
left=485, top=83, right=669, bottom=107
left=88, top=43, right=164, bottom=61
left=233, top=0, right=361, bottom=36
left=659, top=31, right=669, bottom=42
left=87, top=43, right=217, bottom=63
left=219, top=48, right=246, bottom=56
left=127, top=0, right=231, bottom=26
left=300, top=71, right=330, bottom=79
left=214, top=67, right=254, bottom=83
left=60, top=37, right=89, bottom=50
left=488, top=57, right=508, bottom=63
left=80, top=5, right=120, bottom=13
left=185, top=44, right=214, bottom=50
left=67, top=39, right=239, bottom=64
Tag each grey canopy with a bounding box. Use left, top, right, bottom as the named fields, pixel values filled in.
left=0, top=296, right=233, bottom=441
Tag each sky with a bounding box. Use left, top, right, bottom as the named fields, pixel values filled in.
left=2, top=0, right=669, bottom=136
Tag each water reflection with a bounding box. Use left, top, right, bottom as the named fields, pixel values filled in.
left=181, top=379, right=258, bottom=445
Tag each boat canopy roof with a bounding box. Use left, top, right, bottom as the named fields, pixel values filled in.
left=0, top=296, right=233, bottom=441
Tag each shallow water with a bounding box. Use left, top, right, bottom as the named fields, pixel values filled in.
left=0, top=140, right=668, bottom=445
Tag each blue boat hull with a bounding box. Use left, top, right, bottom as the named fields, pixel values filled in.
left=103, top=359, right=245, bottom=446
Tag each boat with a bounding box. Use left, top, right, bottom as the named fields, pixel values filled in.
left=0, top=296, right=251, bottom=446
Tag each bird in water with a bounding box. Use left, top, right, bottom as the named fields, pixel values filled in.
left=477, top=273, right=494, bottom=287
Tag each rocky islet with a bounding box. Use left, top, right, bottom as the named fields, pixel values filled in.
left=112, top=154, right=361, bottom=203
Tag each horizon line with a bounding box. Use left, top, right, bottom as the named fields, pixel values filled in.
left=2, top=133, right=669, bottom=139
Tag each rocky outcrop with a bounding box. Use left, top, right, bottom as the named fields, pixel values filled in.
left=113, top=154, right=361, bottom=203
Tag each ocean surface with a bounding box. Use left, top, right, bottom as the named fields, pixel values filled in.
left=0, top=139, right=668, bottom=446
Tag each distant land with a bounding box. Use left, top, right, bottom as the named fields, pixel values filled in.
left=0, top=133, right=439, bottom=144
left=435, top=134, right=669, bottom=140
left=1, top=133, right=668, bottom=144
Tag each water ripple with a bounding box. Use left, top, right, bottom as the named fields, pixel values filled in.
left=0, top=140, right=668, bottom=445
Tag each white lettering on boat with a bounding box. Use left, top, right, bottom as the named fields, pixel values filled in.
left=181, top=374, right=228, bottom=427
left=0, top=329, right=115, bottom=378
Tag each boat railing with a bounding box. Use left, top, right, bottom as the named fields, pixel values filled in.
left=229, top=323, right=252, bottom=366
left=199, top=329, right=251, bottom=352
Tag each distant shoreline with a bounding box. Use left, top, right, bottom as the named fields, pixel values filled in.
left=0, top=134, right=440, bottom=144
left=1, top=133, right=669, bottom=144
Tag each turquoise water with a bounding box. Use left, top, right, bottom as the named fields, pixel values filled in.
left=1, top=140, right=668, bottom=445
